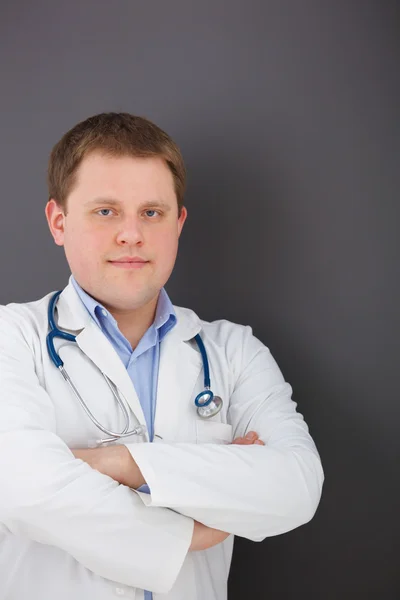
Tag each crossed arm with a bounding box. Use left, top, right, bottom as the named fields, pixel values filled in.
left=72, top=431, right=265, bottom=551
left=0, top=311, right=323, bottom=591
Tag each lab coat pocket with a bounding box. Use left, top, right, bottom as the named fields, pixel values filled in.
left=195, top=421, right=233, bottom=444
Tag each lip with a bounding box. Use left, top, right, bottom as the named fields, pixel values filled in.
left=108, top=257, right=149, bottom=270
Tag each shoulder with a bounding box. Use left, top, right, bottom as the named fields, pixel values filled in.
left=174, top=304, right=249, bottom=341
left=173, top=304, right=271, bottom=368
left=174, top=305, right=288, bottom=391
left=0, top=291, right=54, bottom=341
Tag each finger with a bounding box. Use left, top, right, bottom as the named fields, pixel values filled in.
left=232, top=437, right=253, bottom=445
left=254, top=439, right=265, bottom=445
left=245, top=431, right=259, bottom=441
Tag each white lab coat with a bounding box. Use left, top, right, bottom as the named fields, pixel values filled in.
left=0, top=278, right=323, bottom=600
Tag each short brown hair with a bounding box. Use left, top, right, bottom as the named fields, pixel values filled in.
left=47, top=112, right=186, bottom=215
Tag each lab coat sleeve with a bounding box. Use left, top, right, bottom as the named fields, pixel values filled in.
left=0, top=308, right=193, bottom=594
left=127, top=322, right=324, bottom=541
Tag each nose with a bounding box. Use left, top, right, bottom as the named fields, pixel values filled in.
left=115, top=215, right=144, bottom=246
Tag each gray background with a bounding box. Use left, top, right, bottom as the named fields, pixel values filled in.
left=1, top=1, right=399, bottom=598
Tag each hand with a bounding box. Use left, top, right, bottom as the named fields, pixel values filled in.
left=231, top=430, right=265, bottom=446
left=71, top=445, right=145, bottom=489
left=73, top=447, right=230, bottom=552
left=189, top=520, right=230, bottom=551
left=190, top=431, right=265, bottom=551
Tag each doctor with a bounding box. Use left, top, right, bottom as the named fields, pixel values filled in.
left=0, top=112, right=323, bottom=600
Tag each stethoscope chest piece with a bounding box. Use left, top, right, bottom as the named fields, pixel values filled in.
left=193, top=333, right=224, bottom=419
left=47, top=291, right=225, bottom=436
left=196, top=395, right=223, bottom=419
left=195, top=388, right=223, bottom=419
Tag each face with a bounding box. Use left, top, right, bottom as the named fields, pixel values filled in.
left=46, top=152, right=187, bottom=315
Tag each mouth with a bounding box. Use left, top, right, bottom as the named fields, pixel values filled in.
left=108, top=260, right=149, bottom=270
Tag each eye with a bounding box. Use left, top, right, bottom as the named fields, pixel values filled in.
left=144, top=210, right=160, bottom=218
left=96, top=209, right=114, bottom=217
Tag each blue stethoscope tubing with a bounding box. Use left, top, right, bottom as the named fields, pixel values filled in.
left=192, top=334, right=223, bottom=417
left=46, top=290, right=144, bottom=445
left=46, top=290, right=223, bottom=444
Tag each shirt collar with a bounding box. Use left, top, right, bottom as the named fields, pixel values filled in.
left=70, top=275, right=176, bottom=340
left=153, top=287, right=177, bottom=340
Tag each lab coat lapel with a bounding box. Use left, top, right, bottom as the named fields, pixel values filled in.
left=154, top=308, right=203, bottom=441
left=55, top=279, right=205, bottom=439
left=75, top=321, right=147, bottom=430
left=55, top=278, right=147, bottom=430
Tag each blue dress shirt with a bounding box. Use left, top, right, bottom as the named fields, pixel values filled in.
left=71, top=276, right=177, bottom=600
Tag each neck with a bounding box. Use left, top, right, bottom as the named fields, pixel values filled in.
left=108, top=295, right=159, bottom=350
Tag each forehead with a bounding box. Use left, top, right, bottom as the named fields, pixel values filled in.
left=71, top=152, right=176, bottom=200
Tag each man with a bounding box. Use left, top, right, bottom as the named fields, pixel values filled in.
left=0, top=112, right=323, bottom=600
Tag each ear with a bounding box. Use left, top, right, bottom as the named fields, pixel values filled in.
left=45, top=199, right=66, bottom=246
left=177, top=206, right=188, bottom=237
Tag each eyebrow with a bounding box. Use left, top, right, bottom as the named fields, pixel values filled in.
left=84, top=198, right=172, bottom=211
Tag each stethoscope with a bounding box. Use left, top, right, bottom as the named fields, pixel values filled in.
left=46, top=290, right=223, bottom=445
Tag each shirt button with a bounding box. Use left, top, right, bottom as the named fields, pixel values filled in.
left=115, top=587, right=125, bottom=596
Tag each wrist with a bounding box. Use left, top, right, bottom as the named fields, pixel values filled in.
left=190, top=521, right=230, bottom=552
left=117, top=445, right=145, bottom=489
left=72, top=444, right=145, bottom=489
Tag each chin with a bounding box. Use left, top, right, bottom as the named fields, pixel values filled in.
left=107, top=288, right=160, bottom=310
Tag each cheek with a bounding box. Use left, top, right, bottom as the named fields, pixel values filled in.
left=69, top=221, right=102, bottom=246
left=64, top=222, right=105, bottom=263
left=154, top=229, right=179, bottom=262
